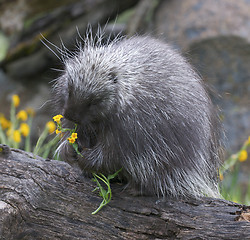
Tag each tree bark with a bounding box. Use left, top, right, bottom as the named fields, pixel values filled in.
left=0, top=144, right=249, bottom=240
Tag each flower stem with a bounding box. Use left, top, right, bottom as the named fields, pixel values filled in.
left=33, top=127, right=49, bottom=156
left=0, top=123, right=7, bottom=144
left=25, top=116, right=33, bottom=152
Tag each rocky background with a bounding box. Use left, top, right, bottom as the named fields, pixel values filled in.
left=0, top=0, right=249, bottom=157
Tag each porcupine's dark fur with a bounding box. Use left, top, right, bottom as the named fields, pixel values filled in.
left=52, top=30, right=222, bottom=199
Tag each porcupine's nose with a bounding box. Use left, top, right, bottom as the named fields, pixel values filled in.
left=63, top=107, right=81, bottom=125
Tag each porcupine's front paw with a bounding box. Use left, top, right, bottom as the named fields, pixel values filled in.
left=60, top=142, right=78, bottom=165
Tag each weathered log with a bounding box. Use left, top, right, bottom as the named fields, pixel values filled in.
left=0, top=144, right=249, bottom=240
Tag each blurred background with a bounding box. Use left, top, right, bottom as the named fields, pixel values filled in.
left=0, top=0, right=249, bottom=202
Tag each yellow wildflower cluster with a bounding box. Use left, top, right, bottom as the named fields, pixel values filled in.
left=238, top=150, right=248, bottom=162
left=219, top=136, right=250, bottom=185
left=53, top=114, right=64, bottom=136
left=0, top=94, right=62, bottom=159
left=13, top=130, right=21, bottom=143
left=17, top=110, right=28, bottom=121
left=0, top=95, right=35, bottom=146
left=51, top=114, right=119, bottom=214
left=6, top=128, right=22, bottom=143
left=238, top=137, right=250, bottom=162
left=53, top=115, right=63, bottom=123
left=68, top=132, right=77, bottom=144
left=12, top=94, right=20, bottom=108
left=46, top=121, right=56, bottom=134
left=71, top=133, right=77, bottom=139
left=19, top=123, right=30, bottom=137
left=26, top=107, right=35, bottom=117
left=219, top=171, right=224, bottom=181
left=56, top=129, right=62, bottom=134
left=0, top=114, right=11, bottom=129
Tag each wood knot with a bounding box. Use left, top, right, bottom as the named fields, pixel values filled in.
left=0, top=144, right=11, bottom=158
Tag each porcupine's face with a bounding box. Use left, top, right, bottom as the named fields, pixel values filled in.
left=54, top=50, right=119, bottom=127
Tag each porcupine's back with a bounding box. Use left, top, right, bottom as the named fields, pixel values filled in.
left=55, top=35, right=221, bottom=199
left=103, top=36, right=221, bottom=198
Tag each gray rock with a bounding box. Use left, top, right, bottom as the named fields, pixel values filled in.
left=154, top=0, right=250, bottom=51
left=154, top=0, right=250, bottom=152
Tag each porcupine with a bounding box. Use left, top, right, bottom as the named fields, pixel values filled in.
left=52, top=31, right=222, bottom=199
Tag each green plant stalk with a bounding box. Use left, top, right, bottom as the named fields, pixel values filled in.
left=54, top=118, right=123, bottom=214
left=228, top=163, right=241, bottom=202
left=40, top=135, right=61, bottom=159
left=220, top=139, right=250, bottom=175
left=57, top=122, right=83, bottom=157
left=33, top=127, right=49, bottom=156
left=220, top=136, right=250, bottom=204
left=91, top=197, right=108, bottom=215
left=0, top=122, right=7, bottom=144
left=10, top=101, right=16, bottom=130
left=25, top=116, right=33, bottom=152
left=244, top=175, right=250, bottom=205
left=91, top=168, right=122, bottom=215
left=220, top=159, right=240, bottom=202
left=51, top=143, right=60, bottom=160
left=72, top=142, right=83, bottom=157
left=9, top=101, right=17, bottom=147
left=220, top=155, right=238, bottom=174
left=56, top=121, right=77, bottom=134
left=91, top=174, right=111, bottom=215
left=95, top=174, right=111, bottom=199
left=13, top=137, right=20, bottom=149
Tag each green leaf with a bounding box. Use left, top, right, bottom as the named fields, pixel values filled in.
left=91, top=169, right=122, bottom=215
left=107, top=168, right=122, bottom=180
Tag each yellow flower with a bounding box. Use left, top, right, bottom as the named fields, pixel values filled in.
left=71, top=132, right=77, bottom=139
left=19, top=123, right=30, bottom=137
left=238, top=150, right=248, bottom=162
left=232, top=198, right=238, bottom=203
left=68, top=133, right=77, bottom=143
left=68, top=137, right=76, bottom=144
left=13, top=130, right=21, bottom=143
left=46, top=121, right=56, bottom=134
left=17, top=110, right=28, bottom=121
left=0, top=115, right=11, bottom=129
left=6, top=127, right=13, bottom=137
left=56, top=129, right=62, bottom=134
left=53, top=114, right=63, bottom=123
left=12, top=95, right=20, bottom=108
left=26, top=107, right=35, bottom=117
left=219, top=172, right=223, bottom=181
